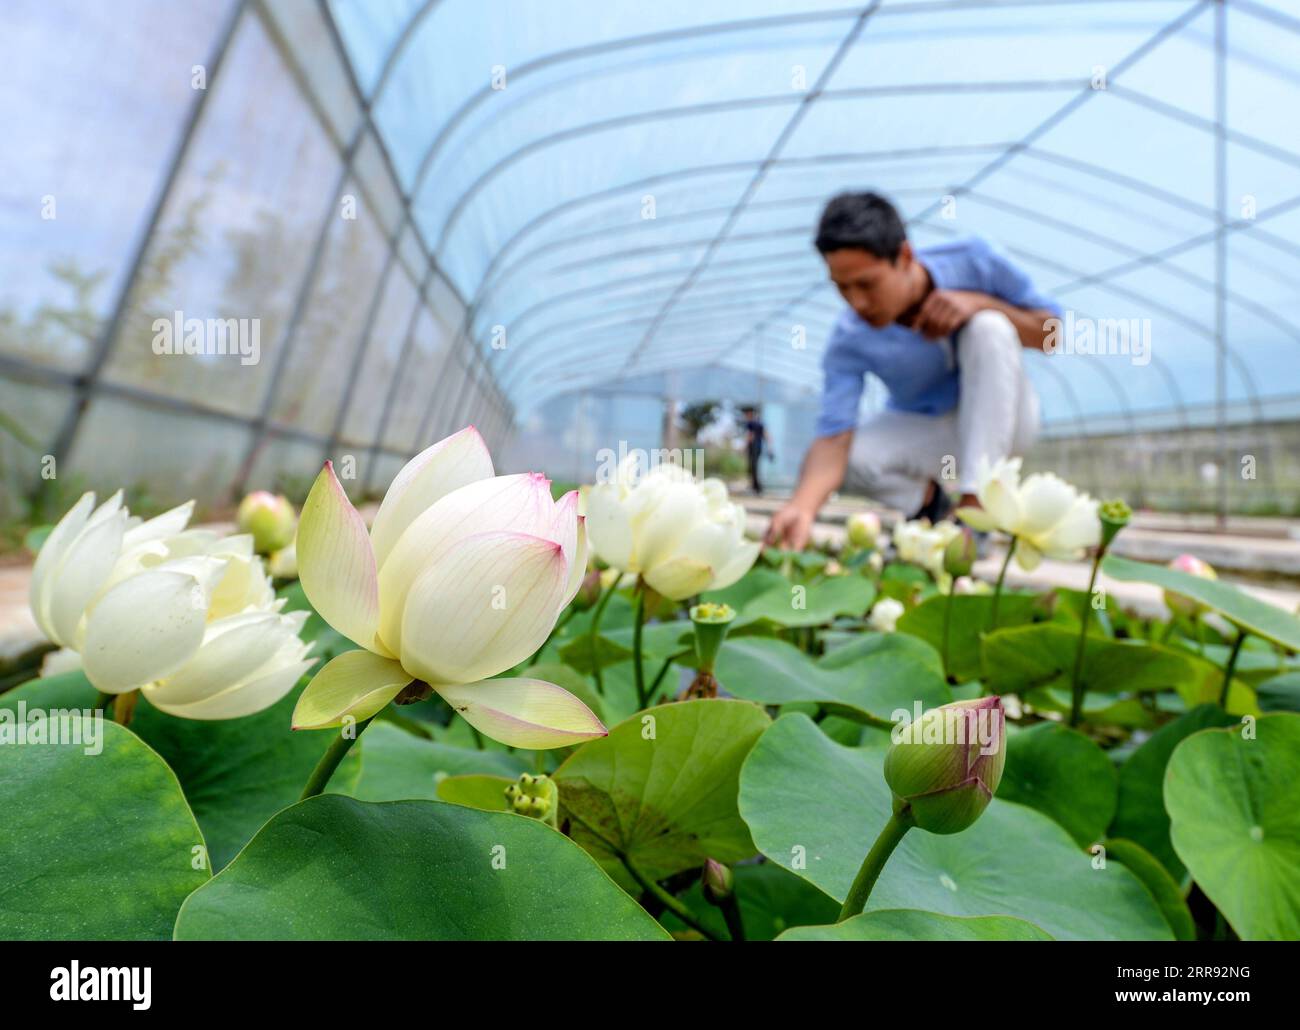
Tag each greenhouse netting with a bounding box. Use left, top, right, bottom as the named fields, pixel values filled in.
left=3, top=0, right=1300, bottom=515
left=3, top=0, right=1300, bottom=962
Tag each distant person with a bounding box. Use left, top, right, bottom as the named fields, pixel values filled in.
left=766, top=191, right=1060, bottom=550
left=740, top=405, right=771, bottom=495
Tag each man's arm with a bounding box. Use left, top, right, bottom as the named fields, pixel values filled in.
left=910, top=289, right=1054, bottom=350
left=764, top=430, right=852, bottom=549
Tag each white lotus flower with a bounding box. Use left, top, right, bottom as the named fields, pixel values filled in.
left=892, top=518, right=961, bottom=581
left=30, top=492, right=313, bottom=719
left=292, top=426, right=605, bottom=748
left=867, top=597, right=905, bottom=633
left=957, top=457, right=1099, bottom=571
left=585, top=458, right=760, bottom=600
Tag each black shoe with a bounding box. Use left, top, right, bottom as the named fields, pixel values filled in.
left=909, top=483, right=953, bottom=524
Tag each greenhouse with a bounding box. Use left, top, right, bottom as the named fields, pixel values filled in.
left=1, top=0, right=1298, bottom=962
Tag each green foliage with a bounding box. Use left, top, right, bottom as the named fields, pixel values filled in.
left=5, top=530, right=1295, bottom=943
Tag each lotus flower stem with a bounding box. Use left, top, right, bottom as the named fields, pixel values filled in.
left=988, top=537, right=1017, bottom=630
left=1068, top=549, right=1104, bottom=728
left=632, top=580, right=648, bottom=709
left=941, top=574, right=957, bottom=679
left=838, top=809, right=913, bottom=922
left=720, top=897, right=746, bottom=942
left=112, top=689, right=139, bottom=727
left=648, top=656, right=674, bottom=703
left=588, top=576, right=618, bottom=695
left=376, top=707, right=433, bottom=740
left=621, top=855, right=724, bottom=941
left=300, top=715, right=376, bottom=800
left=1218, top=628, right=1247, bottom=708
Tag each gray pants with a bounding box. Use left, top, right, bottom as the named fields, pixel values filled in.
left=844, top=310, right=1040, bottom=513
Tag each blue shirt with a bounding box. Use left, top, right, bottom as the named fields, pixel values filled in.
left=814, top=236, right=1060, bottom=436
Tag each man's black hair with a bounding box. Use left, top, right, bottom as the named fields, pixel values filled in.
left=814, top=192, right=907, bottom=260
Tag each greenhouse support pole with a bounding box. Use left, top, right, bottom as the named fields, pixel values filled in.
left=1214, top=0, right=1228, bottom=528
left=48, top=0, right=248, bottom=471
left=321, top=249, right=401, bottom=465
left=361, top=283, right=427, bottom=494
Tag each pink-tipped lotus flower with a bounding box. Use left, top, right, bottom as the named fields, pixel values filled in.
left=884, top=696, right=1007, bottom=834
left=291, top=426, right=606, bottom=748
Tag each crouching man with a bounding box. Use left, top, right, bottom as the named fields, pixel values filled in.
left=766, top=191, right=1060, bottom=550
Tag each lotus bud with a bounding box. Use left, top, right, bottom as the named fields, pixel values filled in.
left=574, top=567, right=602, bottom=609
left=943, top=528, right=976, bottom=578
left=701, top=859, right=734, bottom=904
left=1164, top=553, right=1217, bottom=618
left=236, top=491, right=297, bottom=555
left=1098, top=498, right=1132, bottom=550
left=867, top=597, right=905, bottom=634
left=884, top=697, right=1006, bottom=834
left=846, top=511, right=881, bottom=551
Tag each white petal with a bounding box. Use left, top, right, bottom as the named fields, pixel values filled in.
left=297, top=461, right=390, bottom=656
left=634, top=481, right=707, bottom=571
left=433, top=677, right=606, bottom=749
left=120, top=500, right=195, bottom=551
left=151, top=653, right=313, bottom=721
left=80, top=564, right=220, bottom=693
left=291, top=649, right=411, bottom=730
left=643, top=556, right=716, bottom=600
left=1016, top=474, right=1079, bottom=536
left=1033, top=496, right=1101, bottom=556
left=45, top=496, right=130, bottom=647
left=369, top=425, right=495, bottom=571
left=398, top=530, right=568, bottom=685
left=584, top=483, right=634, bottom=570
left=551, top=491, right=587, bottom=606
left=144, top=610, right=307, bottom=708
left=710, top=539, right=761, bottom=591
left=29, top=491, right=96, bottom=641
left=979, top=457, right=1023, bottom=534
left=1013, top=539, right=1044, bottom=572
left=376, top=473, right=557, bottom=656
left=956, top=506, right=997, bottom=532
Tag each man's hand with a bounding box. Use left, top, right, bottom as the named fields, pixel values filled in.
left=908, top=289, right=1056, bottom=349
left=765, top=503, right=816, bottom=550
left=907, top=288, right=987, bottom=339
